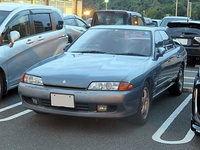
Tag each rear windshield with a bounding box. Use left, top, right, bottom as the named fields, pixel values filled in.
left=92, top=12, right=129, bottom=26
left=160, top=17, right=189, bottom=27
left=167, top=22, right=200, bottom=29
left=0, top=11, right=10, bottom=25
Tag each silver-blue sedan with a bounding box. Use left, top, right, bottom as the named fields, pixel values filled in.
left=18, top=25, right=187, bottom=125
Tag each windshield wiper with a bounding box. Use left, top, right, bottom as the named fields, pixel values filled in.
left=115, top=53, right=147, bottom=56
left=71, top=50, right=106, bottom=54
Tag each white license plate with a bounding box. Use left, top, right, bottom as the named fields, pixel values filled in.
left=51, top=93, right=75, bottom=108
left=177, top=39, right=188, bottom=45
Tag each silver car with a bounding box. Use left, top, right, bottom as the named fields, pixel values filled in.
left=0, top=3, right=67, bottom=100
left=63, top=14, right=90, bottom=43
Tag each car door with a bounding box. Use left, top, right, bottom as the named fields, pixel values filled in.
left=154, top=30, right=176, bottom=94
left=2, top=10, right=37, bottom=88
left=29, top=10, right=66, bottom=62
left=3, top=9, right=66, bottom=89
left=160, top=30, right=181, bottom=81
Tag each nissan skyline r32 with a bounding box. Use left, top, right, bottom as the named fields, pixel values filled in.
left=18, top=25, right=187, bottom=125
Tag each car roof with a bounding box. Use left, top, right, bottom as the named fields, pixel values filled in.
left=94, top=10, right=143, bottom=16
left=163, top=16, right=189, bottom=19
left=63, top=14, right=80, bottom=19
left=0, top=2, right=53, bottom=11
left=90, top=25, right=164, bottom=31
left=168, top=20, right=200, bottom=24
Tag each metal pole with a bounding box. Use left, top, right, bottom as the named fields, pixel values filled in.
left=175, top=0, right=178, bottom=16
left=187, top=0, right=190, bottom=17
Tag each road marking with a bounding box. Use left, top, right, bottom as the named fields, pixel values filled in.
left=0, top=102, right=32, bottom=122
left=184, top=77, right=195, bottom=80
left=0, top=102, right=22, bottom=113
left=184, top=82, right=193, bottom=85
left=0, top=109, right=32, bottom=122
left=185, top=70, right=197, bottom=73
left=152, top=94, right=195, bottom=144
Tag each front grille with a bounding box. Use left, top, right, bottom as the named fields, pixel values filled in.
left=23, top=96, right=117, bottom=112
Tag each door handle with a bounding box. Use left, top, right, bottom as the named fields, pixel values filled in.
left=37, top=36, right=44, bottom=41
left=26, top=39, right=34, bottom=44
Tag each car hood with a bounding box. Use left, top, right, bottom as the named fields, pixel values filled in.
left=27, top=53, right=150, bottom=88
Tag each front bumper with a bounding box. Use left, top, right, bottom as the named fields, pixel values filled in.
left=18, top=82, right=143, bottom=119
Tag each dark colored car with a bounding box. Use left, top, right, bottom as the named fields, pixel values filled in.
left=18, top=25, right=187, bottom=125
left=160, top=16, right=191, bottom=27
left=63, top=14, right=90, bottom=42
left=191, top=68, right=200, bottom=134
left=91, top=10, right=145, bottom=26
left=166, top=20, right=200, bottom=63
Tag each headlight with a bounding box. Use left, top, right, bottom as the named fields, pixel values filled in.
left=22, top=74, right=43, bottom=85
left=194, top=37, right=200, bottom=43
left=88, top=82, right=133, bottom=91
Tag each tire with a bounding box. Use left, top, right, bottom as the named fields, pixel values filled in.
left=169, top=65, right=184, bottom=96
left=0, top=75, right=3, bottom=101
left=134, top=81, right=151, bottom=125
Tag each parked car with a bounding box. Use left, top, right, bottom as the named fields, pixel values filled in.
left=63, top=14, right=90, bottom=43
left=91, top=10, right=145, bottom=26
left=166, top=20, right=200, bottom=63
left=160, top=16, right=190, bottom=27
left=152, top=19, right=162, bottom=27
left=18, top=25, right=187, bottom=125
left=144, top=17, right=155, bottom=26
left=191, top=68, right=200, bottom=134
left=85, top=18, right=92, bottom=26
left=0, top=2, right=67, bottom=101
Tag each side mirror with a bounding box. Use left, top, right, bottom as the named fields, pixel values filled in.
left=63, top=43, right=71, bottom=51
left=8, top=30, right=20, bottom=47
left=155, top=47, right=166, bottom=59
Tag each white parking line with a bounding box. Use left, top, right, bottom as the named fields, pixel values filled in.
left=0, top=102, right=32, bottom=122
left=184, top=77, right=195, bottom=80
left=152, top=94, right=195, bottom=144
left=0, top=102, right=22, bottom=113
left=0, top=109, right=32, bottom=122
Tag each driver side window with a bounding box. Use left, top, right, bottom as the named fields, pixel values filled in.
left=3, top=14, right=30, bottom=44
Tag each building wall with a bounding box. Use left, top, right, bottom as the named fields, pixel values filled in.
left=0, top=0, right=82, bottom=16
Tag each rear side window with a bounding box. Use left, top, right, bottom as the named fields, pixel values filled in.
left=64, top=18, right=76, bottom=26
left=132, top=15, right=145, bottom=25
left=32, top=13, right=52, bottom=33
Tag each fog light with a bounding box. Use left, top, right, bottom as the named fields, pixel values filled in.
left=97, top=105, right=107, bottom=112
left=32, top=98, right=38, bottom=105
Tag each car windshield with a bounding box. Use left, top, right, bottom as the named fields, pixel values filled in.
left=0, top=11, right=10, bottom=25
left=67, top=28, right=152, bottom=56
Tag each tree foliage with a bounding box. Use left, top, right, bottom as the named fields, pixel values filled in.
left=82, top=0, right=200, bottom=20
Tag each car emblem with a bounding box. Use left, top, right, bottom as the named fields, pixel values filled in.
left=63, top=80, right=66, bottom=84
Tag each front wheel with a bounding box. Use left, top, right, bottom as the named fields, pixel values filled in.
left=134, top=81, right=151, bottom=125
left=169, top=65, right=184, bottom=96
left=0, top=75, right=3, bottom=101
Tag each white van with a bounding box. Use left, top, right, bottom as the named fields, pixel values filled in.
left=0, top=3, right=67, bottom=100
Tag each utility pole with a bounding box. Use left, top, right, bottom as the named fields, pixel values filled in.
left=187, top=0, right=192, bottom=17
left=175, top=0, right=178, bottom=16
left=74, top=0, right=78, bottom=15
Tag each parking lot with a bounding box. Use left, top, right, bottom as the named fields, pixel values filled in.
left=0, top=63, right=199, bottom=150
